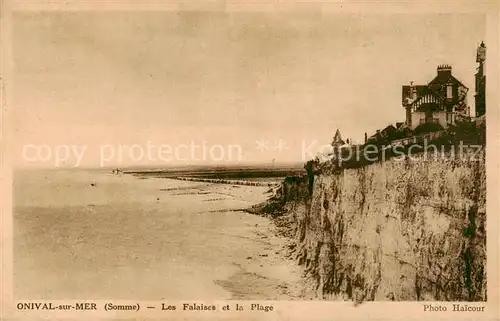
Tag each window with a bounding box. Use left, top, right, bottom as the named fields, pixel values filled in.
left=433, top=118, right=440, bottom=124
left=447, top=85, right=453, bottom=99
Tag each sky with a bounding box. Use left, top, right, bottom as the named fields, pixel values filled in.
left=12, top=11, right=486, bottom=167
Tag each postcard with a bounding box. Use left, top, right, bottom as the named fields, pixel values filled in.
left=1, top=1, right=498, bottom=320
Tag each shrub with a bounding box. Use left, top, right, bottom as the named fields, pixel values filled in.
left=413, top=123, right=445, bottom=135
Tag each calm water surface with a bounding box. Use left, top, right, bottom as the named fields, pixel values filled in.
left=14, top=169, right=271, bottom=299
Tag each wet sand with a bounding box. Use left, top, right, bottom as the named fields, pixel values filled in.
left=14, top=169, right=302, bottom=300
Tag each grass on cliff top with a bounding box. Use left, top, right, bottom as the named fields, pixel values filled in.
left=310, top=120, right=486, bottom=172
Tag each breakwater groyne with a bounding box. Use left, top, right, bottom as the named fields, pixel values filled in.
left=175, top=176, right=281, bottom=187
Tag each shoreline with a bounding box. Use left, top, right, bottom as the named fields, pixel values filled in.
left=214, top=210, right=305, bottom=300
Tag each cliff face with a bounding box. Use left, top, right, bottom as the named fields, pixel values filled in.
left=284, top=151, right=486, bottom=301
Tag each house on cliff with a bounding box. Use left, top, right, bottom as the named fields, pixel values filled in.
left=330, top=129, right=354, bottom=151
left=331, top=129, right=345, bottom=147
left=366, top=124, right=410, bottom=144
left=402, top=65, right=469, bottom=130
left=314, top=129, right=353, bottom=165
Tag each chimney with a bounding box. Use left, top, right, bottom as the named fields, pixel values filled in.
left=437, top=64, right=452, bottom=78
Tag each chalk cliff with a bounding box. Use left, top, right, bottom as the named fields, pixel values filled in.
left=278, top=150, right=486, bottom=301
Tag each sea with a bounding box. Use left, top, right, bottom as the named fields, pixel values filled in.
left=13, top=168, right=276, bottom=299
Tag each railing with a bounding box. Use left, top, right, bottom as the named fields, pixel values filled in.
left=388, top=130, right=446, bottom=148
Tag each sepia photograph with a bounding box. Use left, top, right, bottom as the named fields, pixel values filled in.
left=1, top=2, right=498, bottom=319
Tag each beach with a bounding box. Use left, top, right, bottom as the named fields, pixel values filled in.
left=13, top=169, right=302, bottom=300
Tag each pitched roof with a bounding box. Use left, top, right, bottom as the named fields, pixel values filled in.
left=381, top=125, right=396, bottom=134
left=332, top=129, right=344, bottom=146
left=402, top=66, right=468, bottom=105
left=428, top=73, right=467, bottom=89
